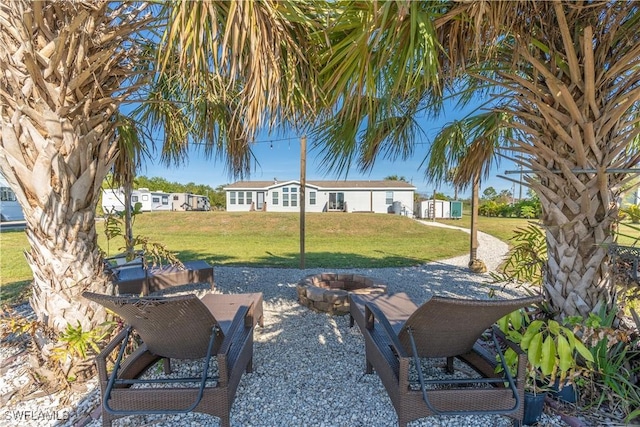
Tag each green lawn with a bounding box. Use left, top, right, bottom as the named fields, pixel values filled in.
left=103, top=212, right=469, bottom=267
left=438, top=215, right=639, bottom=246
left=436, top=215, right=533, bottom=243
left=3, top=211, right=636, bottom=306
left=1, top=212, right=471, bottom=304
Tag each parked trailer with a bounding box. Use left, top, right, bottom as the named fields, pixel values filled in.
left=103, top=188, right=152, bottom=213
left=132, top=188, right=152, bottom=211
left=101, top=188, right=128, bottom=214
left=150, top=191, right=171, bottom=211
left=172, top=193, right=211, bottom=211
left=104, top=188, right=210, bottom=213
left=0, top=180, right=24, bottom=222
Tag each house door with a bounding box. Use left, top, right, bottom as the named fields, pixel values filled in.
left=257, top=192, right=265, bottom=210
left=328, top=192, right=344, bottom=211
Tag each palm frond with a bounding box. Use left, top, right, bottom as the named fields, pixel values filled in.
left=111, top=114, right=153, bottom=187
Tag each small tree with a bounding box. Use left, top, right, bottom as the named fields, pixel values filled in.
left=482, top=187, right=498, bottom=200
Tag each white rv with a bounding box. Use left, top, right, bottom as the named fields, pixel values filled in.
left=101, top=188, right=128, bottom=214
left=150, top=191, right=171, bottom=211
left=0, top=174, right=25, bottom=222
left=171, top=193, right=211, bottom=211
left=103, top=187, right=210, bottom=213
left=132, top=188, right=152, bottom=212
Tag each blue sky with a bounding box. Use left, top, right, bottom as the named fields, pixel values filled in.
left=143, top=136, right=517, bottom=198
left=140, top=99, right=519, bottom=199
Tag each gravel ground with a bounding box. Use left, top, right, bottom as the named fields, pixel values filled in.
left=1, top=227, right=573, bottom=427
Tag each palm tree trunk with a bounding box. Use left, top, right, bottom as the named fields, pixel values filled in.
left=27, top=208, right=113, bottom=332
left=0, top=1, right=149, bottom=336
left=470, top=174, right=480, bottom=262
left=123, top=182, right=135, bottom=257
left=536, top=177, right=617, bottom=318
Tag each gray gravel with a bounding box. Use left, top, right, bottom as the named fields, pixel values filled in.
left=1, top=228, right=568, bottom=427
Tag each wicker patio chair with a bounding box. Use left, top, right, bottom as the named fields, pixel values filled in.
left=83, top=291, right=263, bottom=427
left=349, top=292, right=543, bottom=427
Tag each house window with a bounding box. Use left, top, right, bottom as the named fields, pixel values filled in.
left=291, top=187, right=297, bottom=207
left=132, top=195, right=139, bottom=202
left=282, top=188, right=289, bottom=207
left=152, top=197, right=160, bottom=203
left=230, top=191, right=236, bottom=205
left=142, top=195, right=149, bottom=201
left=272, top=191, right=279, bottom=205
left=238, top=191, right=244, bottom=205
left=246, top=191, right=252, bottom=205
left=386, top=191, right=393, bottom=204
left=310, top=191, right=316, bottom=205
left=162, top=196, right=169, bottom=205
left=173, top=195, right=179, bottom=200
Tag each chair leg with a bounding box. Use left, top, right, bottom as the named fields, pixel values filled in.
left=101, top=409, right=114, bottom=427
left=445, top=356, right=454, bottom=374
left=163, top=358, right=172, bottom=374
left=349, top=314, right=354, bottom=328
left=246, top=357, right=253, bottom=373
left=219, top=413, right=231, bottom=427
left=366, top=358, right=373, bottom=374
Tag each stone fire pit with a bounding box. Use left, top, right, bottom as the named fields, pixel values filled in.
left=296, top=273, right=387, bottom=315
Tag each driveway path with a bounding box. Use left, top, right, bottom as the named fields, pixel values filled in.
left=414, top=219, right=510, bottom=273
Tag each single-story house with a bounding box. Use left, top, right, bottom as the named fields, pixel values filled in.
left=224, top=180, right=415, bottom=214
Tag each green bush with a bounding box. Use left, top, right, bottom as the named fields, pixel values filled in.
left=568, top=309, right=640, bottom=422
left=496, top=309, right=594, bottom=391
left=479, top=198, right=541, bottom=219
left=490, top=223, right=546, bottom=288
left=621, top=204, right=640, bottom=224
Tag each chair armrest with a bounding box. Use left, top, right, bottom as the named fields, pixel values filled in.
left=95, top=328, right=131, bottom=383
left=364, top=302, right=408, bottom=358
left=217, top=304, right=252, bottom=357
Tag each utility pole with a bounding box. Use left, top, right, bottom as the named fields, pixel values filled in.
left=519, top=164, right=523, bottom=201
left=300, top=135, right=306, bottom=269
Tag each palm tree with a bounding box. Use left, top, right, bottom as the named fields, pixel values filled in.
left=0, top=0, right=322, bottom=348
left=0, top=1, right=151, bottom=335
left=109, top=114, right=152, bottom=257
left=315, top=1, right=640, bottom=319
left=423, top=112, right=511, bottom=269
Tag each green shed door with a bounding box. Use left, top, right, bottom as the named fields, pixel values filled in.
left=450, top=201, right=462, bottom=219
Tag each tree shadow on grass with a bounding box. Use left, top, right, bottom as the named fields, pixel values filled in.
left=0, top=279, right=32, bottom=306
left=183, top=250, right=429, bottom=269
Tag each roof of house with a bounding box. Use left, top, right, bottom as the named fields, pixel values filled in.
left=224, top=180, right=416, bottom=190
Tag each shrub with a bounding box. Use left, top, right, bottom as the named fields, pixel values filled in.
left=621, top=204, right=640, bottom=224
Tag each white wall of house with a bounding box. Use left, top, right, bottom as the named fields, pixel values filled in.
left=225, top=181, right=415, bottom=214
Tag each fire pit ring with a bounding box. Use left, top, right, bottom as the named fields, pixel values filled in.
left=296, top=273, right=387, bottom=315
